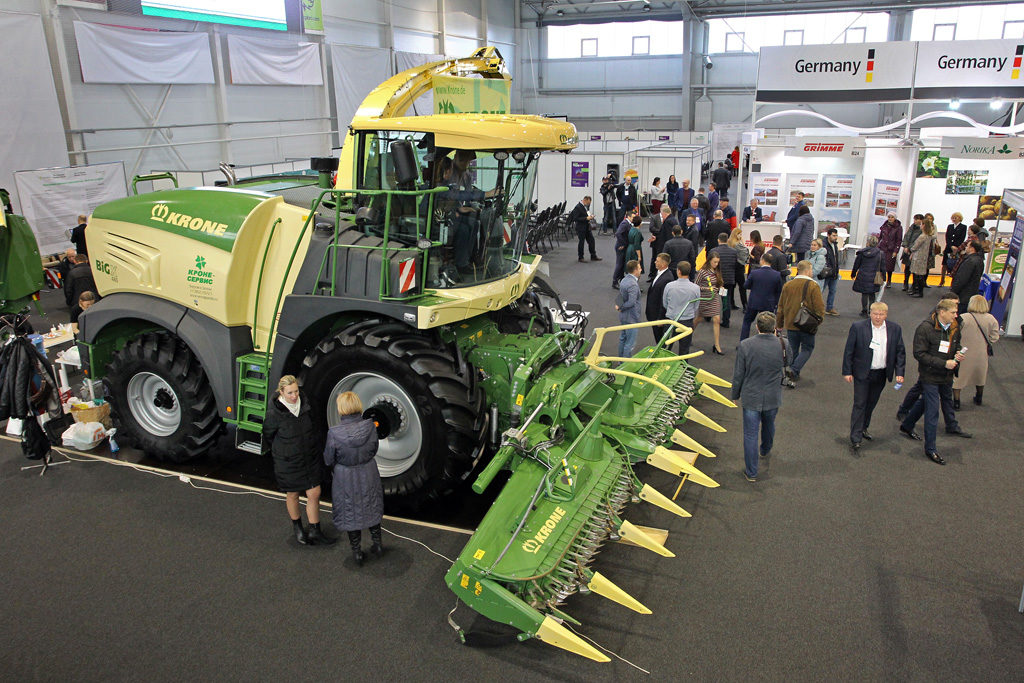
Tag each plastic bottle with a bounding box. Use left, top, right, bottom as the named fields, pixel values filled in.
left=893, top=381, right=902, bottom=391
left=108, top=428, right=120, bottom=454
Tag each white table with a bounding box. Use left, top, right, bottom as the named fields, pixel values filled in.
left=53, top=345, right=96, bottom=401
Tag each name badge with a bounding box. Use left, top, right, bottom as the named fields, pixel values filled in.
left=869, top=339, right=881, bottom=350
left=938, top=340, right=950, bottom=354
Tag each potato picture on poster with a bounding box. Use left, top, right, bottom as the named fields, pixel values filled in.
left=977, top=195, right=1017, bottom=222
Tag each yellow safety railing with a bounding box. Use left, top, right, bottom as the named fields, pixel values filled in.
left=583, top=319, right=702, bottom=399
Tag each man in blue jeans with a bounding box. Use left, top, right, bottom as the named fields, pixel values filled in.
left=774, top=260, right=824, bottom=381
left=821, top=228, right=841, bottom=315
left=731, top=311, right=788, bottom=482
left=615, top=260, right=642, bottom=358
left=899, top=299, right=967, bottom=465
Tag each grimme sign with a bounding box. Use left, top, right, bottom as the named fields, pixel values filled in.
left=758, top=39, right=1024, bottom=103
left=785, top=136, right=861, bottom=157
left=756, top=42, right=916, bottom=102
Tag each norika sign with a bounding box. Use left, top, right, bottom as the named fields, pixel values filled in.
left=940, top=137, right=1024, bottom=160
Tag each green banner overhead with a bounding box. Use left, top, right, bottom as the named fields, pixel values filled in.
left=302, top=0, right=324, bottom=33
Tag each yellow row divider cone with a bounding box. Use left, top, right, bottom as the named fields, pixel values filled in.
left=535, top=616, right=610, bottom=662
left=695, top=367, right=731, bottom=387
left=587, top=571, right=652, bottom=614
left=671, top=429, right=717, bottom=458
left=618, top=520, right=675, bottom=557
left=648, top=446, right=719, bottom=488
left=638, top=482, right=691, bottom=518
left=684, top=405, right=726, bottom=432
left=697, top=382, right=737, bottom=408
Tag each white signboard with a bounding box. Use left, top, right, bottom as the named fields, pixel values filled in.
left=915, top=39, right=1024, bottom=98
left=785, top=136, right=862, bottom=158
left=870, top=178, right=902, bottom=219
left=821, top=174, right=857, bottom=234
left=749, top=172, right=783, bottom=209
left=941, top=136, right=1024, bottom=159
left=756, top=42, right=916, bottom=102
left=786, top=174, right=820, bottom=209
left=13, top=162, right=128, bottom=256
left=711, top=123, right=747, bottom=164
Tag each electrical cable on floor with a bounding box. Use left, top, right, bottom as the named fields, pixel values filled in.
left=383, top=526, right=454, bottom=563
left=186, top=479, right=283, bottom=501
left=566, top=624, right=651, bottom=675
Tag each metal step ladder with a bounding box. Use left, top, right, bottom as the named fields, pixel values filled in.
left=235, top=352, right=271, bottom=453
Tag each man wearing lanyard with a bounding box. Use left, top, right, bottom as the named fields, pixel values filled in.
left=842, top=302, right=905, bottom=451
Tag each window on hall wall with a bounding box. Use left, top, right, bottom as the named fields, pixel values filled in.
left=932, top=23, right=956, bottom=41
left=1003, top=20, right=1024, bottom=39
left=707, top=12, right=888, bottom=54
left=546, top=20, right=684, bottom=58
left=725, top=32, right=745, bottom=52
left=910, top=4, right=1024, bottom=41
left=581, top=38, right=597, bottom=57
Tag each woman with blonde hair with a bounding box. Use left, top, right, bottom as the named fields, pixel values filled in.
left=263, top=375, right=334, bottom=546
left=952, top=295, right=999, bottom=409
left=727, top=228, right=750, bottom=311
left=940, top=211, right=967, bottom=286
left=323, top=391, right=384, bottom=565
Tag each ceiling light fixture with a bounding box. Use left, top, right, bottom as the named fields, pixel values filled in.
left=990, top=98, right=1003, bottom=110
left=949, top=98, right=961, bottom=110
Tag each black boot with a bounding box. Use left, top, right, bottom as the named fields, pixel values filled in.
left=369, top=524, right=384, bottom=558
left=974, top=387, right=983, bottom=406
left=307, top=522, right=336, bottom=546
left=348, top=530, right=365, bottom=565
left=292, top=518, right=308, bottom=545
left=953, top=397, right=961, bottom=410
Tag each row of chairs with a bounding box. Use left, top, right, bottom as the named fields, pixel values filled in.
left=525, top=201, right=568, bottom=254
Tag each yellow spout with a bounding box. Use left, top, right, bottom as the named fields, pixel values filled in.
left=588, top=571, right=652, bottom=614
left=535, top=616, right=610, bottom=662
left=671, top=429, right=717, bottom=458
left=697, top=382, right=737, bottom=408
left=618, top=520, right=675, bottom=557
left=638, top=483, right=691, bottom=518
left=684, top=405, right=726, bottom=432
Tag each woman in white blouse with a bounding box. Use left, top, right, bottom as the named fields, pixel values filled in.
left=649, top=177, right=665, bottom=215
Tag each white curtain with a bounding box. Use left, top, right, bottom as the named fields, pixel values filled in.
left=394, top=51, right=446, bottom=116
left=73, top=21, right=215, bottom=84
left=227, top=34, right=323, bottom=86
left=0, top=12, right=68, bottom=211
left=330, top=44, right=392, bottom=126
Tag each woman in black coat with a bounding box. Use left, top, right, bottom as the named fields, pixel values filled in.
left=263, top=375, right=334, bottom=546
left=324, top=391, right=383, bottom=566
left=850, top=234, right=883, bottom=317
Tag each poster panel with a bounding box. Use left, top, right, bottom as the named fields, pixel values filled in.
left=711, top=122, right=747, bottom=164
left=917, top=150, right=949, bottom=178
left=13, top=162, right=128, bottom=256
left=870, top=179, right=902, bottom=218
left=990, top=214, right=1023, bottom=326
left=820, top=174, right=856, bottom=234
left=786, top=174, right=820, bottom=209
left=945, top=170, right=988, bottom=196
left=749, top=172, right=782, bottom=213
left=570, top=161, right=589, bottom=188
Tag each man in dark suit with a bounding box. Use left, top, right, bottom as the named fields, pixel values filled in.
left=741, top=254, right=783, bottom=340
left=708, top=182, right=721, bottom=216
left=704, top=210, right=732, bottom=257
left=821, top=228, right=841, bottom=316
left=673, top=179, right=694, bottom=217
left=767, top=234, right=789, bottom=282
left=785, top=192, right=805, bottom=230
left=647, top=205, right=667, bottom=280
left=732, top=311, right=789, bottom=482
left=64, top=253, right=97, bottom=310
left=842, top=302, right=906, bottom=451
left=620, top=177, right=638, bottom=221
left=70, top=214, right=89, bottom=256
left=712, top=162, right=731, bottom=198
left=568, top=195, right=601, bottom=263
left=646, top=253, right=675, bottom=343
left=742, top=199, right=763, bottom=223
left=681, top=198, right=705, bottom=250
left=663, top=225, right=695, bottom=280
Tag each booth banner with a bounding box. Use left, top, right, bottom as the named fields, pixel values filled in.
left=433, top=76, right=509, bottom=115
left=915, top=39, right=1024, bottom=99
left=786, top=174, right=819, bottom=209
left=940, top=136, right=1024, bottom=160
left=917, top=150, right=949, bottom=178
left=711, top=122, right=747, bottom=163
left=990, top=214, right=1022, bottom=326
left=785, top=136, right=861, bottom=157
left=13, top=162, right=127, bottom=256
left=871, top=179, right=902, bottom=218
left=302, top=0, right=324, bottom=33
left=570, top=162, right=589, bottom=188
left=749, top=173, right=782, bottom=209
left=945, top=170, right=988, bottom=196
left=820, top=174, right=856, bottom=234
left=73, top=21, right=214, bottom=84
left=227, top=35, right=323, bottom=86
left=756, top=42, right=916, bottom=102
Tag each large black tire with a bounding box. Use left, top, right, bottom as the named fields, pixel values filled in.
left=105, top=332, right=222, bottom=463
left=300, top=319, right=484, bottom=505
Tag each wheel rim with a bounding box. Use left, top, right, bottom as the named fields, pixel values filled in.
left=126, top=372, right=181, bottom=437
left=328, top=372, right=423, bottom=478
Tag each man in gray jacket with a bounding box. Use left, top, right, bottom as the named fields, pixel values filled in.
left=731, top=311, right=789, bottom=481
left=615, top=260, right=642, bottom=358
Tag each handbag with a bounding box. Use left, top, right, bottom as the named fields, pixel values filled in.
left=970, top=313, right=994, bottom=356
left=793, top=280, right=823, bottom=334
left=776, top=335, right=796, bottom=384
left=874, top=270, right=886, bottom=286
left=818, top=266, right=834, bottom=280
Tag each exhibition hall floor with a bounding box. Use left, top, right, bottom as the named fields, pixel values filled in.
left=2, top=237, right=1023, bottom=681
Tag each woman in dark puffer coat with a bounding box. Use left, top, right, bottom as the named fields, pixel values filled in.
left=324, top=391, right=383, bottom=566
left=263, top=375, right=334, bottom=546
left=850, top=234, right=883, bottom=317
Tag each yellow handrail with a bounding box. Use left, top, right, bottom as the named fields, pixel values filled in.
left=583, top=319, right=702, bottom=399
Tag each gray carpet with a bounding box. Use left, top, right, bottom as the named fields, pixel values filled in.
left=1, top=233, right=1022, bottom=680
